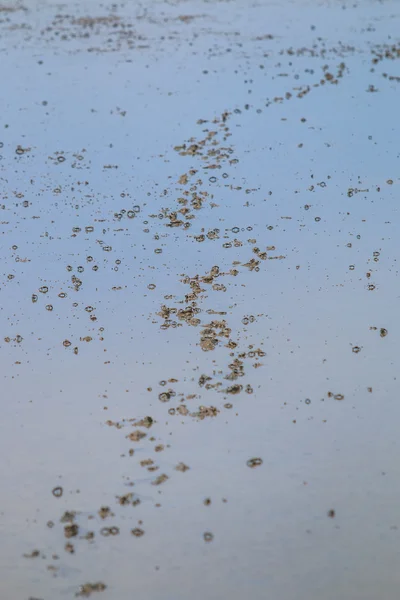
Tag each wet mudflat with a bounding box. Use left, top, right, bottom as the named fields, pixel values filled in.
left=1, top=0, right=400, bottom=598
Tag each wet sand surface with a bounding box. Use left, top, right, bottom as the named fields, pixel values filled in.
left=1, top=0, right=400, bottom=598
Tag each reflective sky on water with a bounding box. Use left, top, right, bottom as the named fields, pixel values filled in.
left=1, top=1, right=400, bottom=598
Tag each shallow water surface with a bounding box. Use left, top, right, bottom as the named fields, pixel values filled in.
left=1, top=0, right=400, bottom=598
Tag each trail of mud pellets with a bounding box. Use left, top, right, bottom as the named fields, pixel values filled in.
left=37, top=37, right=398, bottom=589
